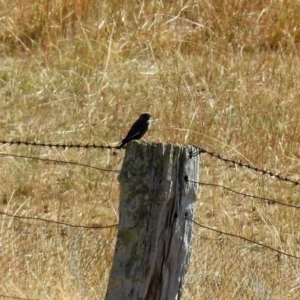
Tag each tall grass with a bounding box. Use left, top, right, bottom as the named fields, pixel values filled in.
left=0, top=0, right=300, bottom=299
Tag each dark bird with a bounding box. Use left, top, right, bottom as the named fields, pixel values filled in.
left=117, top=113, right=152, bottom=149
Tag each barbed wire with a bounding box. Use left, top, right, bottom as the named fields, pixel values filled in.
left=0, top=153, right=120, bottom=173
left=2, top=208, right=297, bottom=261
left=0, top=295, right=38, bottom=300
left=193, top=146, right=300, bottom=186
left=1, top=139, right=299, bottom=185
left=0, top=210, right=118, bottom=229
left=0, top=140, right=116, bottom=149
left=189, top=180, right=300, bottom=209
left=0, top=211, right=116, bottom=299
left=186, top=217, right=300, bottom=260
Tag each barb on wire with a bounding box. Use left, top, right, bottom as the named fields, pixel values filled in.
left=0, top=210, right=118, bottom=229
left=193, top=146, right=300, bottom=186
left=0, top=153, right=120, bottom=173
left=0, top=140, right=117, bottom=150
left=187, top=217, right=300, bottom=260
left=189, top=180, right=300, bottom=209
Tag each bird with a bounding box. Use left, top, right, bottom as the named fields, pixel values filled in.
left=117, top=112, right=152, bottom=149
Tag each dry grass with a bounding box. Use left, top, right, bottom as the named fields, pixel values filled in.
left=0, top=0, right=300, bottom=299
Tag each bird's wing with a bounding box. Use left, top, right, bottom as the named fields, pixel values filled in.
left=122, top=127, right=143, bottom=142
left=121, top=120, right=147, bottom=142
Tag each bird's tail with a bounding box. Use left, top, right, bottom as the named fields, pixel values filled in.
left=116, top=142, right=125, bottom=149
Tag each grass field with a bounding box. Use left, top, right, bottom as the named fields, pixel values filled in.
left=0, top=0, right=300, bottom=299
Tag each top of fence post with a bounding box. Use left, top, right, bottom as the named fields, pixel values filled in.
left=105, top=141, right=200, bottom=300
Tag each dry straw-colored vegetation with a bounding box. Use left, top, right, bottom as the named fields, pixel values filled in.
left=0, top=0, right=300, bottom=299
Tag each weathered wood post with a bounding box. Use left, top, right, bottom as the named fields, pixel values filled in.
left=105, top=141, right=200, bottom=300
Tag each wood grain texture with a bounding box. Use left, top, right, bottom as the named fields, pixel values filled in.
left=105, top=141, right=200, bottom=300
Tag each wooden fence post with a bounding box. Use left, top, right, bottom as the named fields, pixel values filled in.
left=105, top=141, right=200, bottom=300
